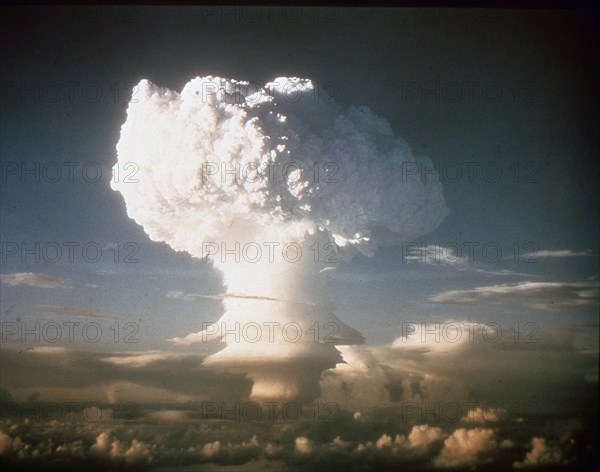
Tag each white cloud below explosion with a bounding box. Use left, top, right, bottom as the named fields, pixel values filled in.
left=0, top=318, right=596, bottom=470
left=433, top=427, right=496, bottom=468
left=513, top=437, right=564, bottom=468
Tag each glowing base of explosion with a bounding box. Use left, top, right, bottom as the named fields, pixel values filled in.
left=171, top=226, right=363, bottom=402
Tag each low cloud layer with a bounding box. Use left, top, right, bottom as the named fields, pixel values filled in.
left=0, top=322, right=597, bottom=470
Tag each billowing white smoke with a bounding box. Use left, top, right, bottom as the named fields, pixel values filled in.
left=112, top=76, right=448, bottom=402
left=113, top=76, right=448, bottom=254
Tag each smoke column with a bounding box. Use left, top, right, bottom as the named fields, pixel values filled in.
left=112, top=76, right=448, bottom=402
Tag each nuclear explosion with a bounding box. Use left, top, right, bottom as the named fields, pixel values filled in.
left=111, top=75, right=448, bottom=402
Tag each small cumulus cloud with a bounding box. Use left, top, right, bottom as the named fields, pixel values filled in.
left=461, top=406, right=505, bottom=424
left=264, top=442, right=283, bottom=457
left=295, top=437, right=313, bottom=455
left=513, top=437, right=564, bottom=468
left=91, top=431, right=156, bottom=464
left=408, top=424, right=445, bottom=449
left=0, top=430, right=13, bottom=454
left=202, top=440, right=222, bottom=458
left=433, top=427, right=496, bottom=468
